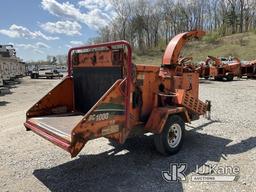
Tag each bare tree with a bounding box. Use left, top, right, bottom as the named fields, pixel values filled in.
left=92, top=0, right=256, bottom=50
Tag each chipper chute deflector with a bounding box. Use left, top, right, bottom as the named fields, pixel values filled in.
left=24, top=30, right=211, bottom=157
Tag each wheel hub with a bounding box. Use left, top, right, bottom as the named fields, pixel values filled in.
left=167, top=123, right=182, bottom=148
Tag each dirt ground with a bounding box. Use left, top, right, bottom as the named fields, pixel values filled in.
left=0, top=77, right=255, bottom=192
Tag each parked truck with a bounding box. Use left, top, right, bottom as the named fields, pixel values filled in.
left=30, top=65, right=63, bottom=79
left=0, top=45, right=12, bottom=82
left=24, top=30, right=211, bottom=157
left=0, top=45, right=24, bottom=82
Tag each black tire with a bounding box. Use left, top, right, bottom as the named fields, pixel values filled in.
left=226, top=74, right=234, bottom=81
left=154, top=115, right=185, bottom=155
left=214, top=76, right=223, bottom=81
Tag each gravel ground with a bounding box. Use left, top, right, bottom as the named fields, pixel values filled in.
left=0, top=77, right=255, bottom=192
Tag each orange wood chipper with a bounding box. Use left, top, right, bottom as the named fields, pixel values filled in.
left=197, top=56, right=241, bottom=81
left=240, top=60, right=256, bottom=79
left=24, top=30, right=211, bottom=157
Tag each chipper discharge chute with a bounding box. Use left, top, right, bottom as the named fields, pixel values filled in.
left=25, top=30, right=211, bottom=157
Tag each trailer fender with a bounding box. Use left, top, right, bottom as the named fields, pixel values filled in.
left=145, top=107, right=190, bottom=134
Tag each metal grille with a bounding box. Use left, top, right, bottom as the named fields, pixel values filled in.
left=182, top=92, right=207, bottom=115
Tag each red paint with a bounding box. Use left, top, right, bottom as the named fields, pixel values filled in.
left=24, top=122, right=71, bottom=153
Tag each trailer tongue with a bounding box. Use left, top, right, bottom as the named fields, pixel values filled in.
left=25, top=31, right=211, bottom=157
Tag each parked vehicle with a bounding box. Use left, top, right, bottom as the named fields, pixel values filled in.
left=30, top=66, right=63, bottom=79
left=197, top=56, right=241, bottom=81
left=0, top=44, right=25, bottom=82
left=240, top=60, right=256, bottom=78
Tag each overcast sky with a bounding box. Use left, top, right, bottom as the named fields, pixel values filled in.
left=0, top=0, right=115, bottom=61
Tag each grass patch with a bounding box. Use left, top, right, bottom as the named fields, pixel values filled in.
left=202, top=32, right=220, bottom=44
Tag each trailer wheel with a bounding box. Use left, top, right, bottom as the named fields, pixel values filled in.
left=32, top=74, right=37, bottom=79
left=214, top=76, right=222, bottom=81
left=226, top=74, right=234, bottom=81
left=154, top=115, right=185, bottom=155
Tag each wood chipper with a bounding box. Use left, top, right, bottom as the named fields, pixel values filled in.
left=197, top=56, right=241, bottom=81
left=240, top=60, right=256, bottom=79
left=24, top=30, right=211, bottom=157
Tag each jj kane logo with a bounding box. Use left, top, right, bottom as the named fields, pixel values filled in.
left=162, top=163, right=240, bottom=182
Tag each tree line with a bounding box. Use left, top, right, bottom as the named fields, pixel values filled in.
left=27, top=55, right=67, bottom=66
left=90, top=0, right=256, bottom=52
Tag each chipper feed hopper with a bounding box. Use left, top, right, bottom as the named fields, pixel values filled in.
left=24, top=30, right=211, bottom=157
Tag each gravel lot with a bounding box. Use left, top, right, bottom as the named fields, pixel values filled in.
left=0, top=77, right=255, bottom=192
